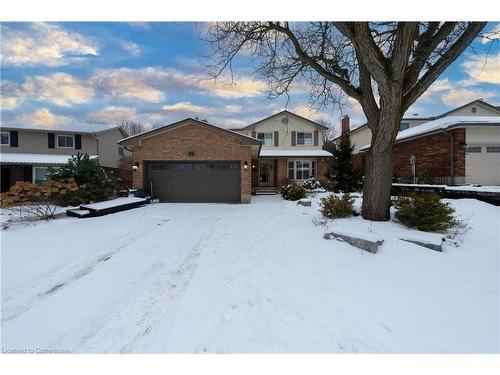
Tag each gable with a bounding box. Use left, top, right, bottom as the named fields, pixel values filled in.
left=443, top=101, right=500, bottom=117
left=252, top=113, right=321, bottom=133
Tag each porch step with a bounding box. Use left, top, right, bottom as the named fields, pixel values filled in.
left=255, top=187, right=278, bottom=195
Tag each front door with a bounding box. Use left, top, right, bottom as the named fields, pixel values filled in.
left=259, top=161, right=274, bottom=186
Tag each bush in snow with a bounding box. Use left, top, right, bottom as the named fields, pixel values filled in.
left=48, top=153, right=117, bottom=206
left=0, top=179, right=79, bottom=221
left=393, top=192, right=457, bottom=232
left=302, top=177, right=323, bottom=191
left=319, top=193, right=354, bottom=219
left=280, top=183, right=307, bottom=201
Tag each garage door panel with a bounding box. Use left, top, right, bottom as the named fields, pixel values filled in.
left=146, top=161, right=241, bottom=203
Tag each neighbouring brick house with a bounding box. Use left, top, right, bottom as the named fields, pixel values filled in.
left=336, top=100, right=500, bottom=185
left=0, top=123, right=131, bottom=192
left=119, top=111, right=333, bottom=203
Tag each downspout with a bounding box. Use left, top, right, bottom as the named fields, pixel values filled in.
left=443, top=131, right=454, bottom=185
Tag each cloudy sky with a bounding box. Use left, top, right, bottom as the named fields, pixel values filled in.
left=1, top=22, right=499, bottom=131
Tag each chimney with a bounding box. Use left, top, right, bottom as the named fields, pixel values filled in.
left=341, top=115, right=350, bottom=135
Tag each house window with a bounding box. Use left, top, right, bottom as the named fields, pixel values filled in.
left=487, top=146, right=500, bottom=153
left=33, top=167, right=49, bottom=184
left=118, top=147, right=124, bottom=156
left=1, top=131, right=9, bottom=146
left=465, top=146, right=481, bottom=153
left=399, top=123, right=410, bottom=131
left=288, top=160, right=316, bottom=180
left=57, top=135, right=74, bottom=149
left=257, top=132, right=273, bottom=146
left=296, top=132, right=313, bottom=145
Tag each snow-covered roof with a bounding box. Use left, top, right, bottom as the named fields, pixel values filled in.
left=360, top=116, right=500, bottom=151
left=0, top=153, right=98, bottom=165
left=259, top=149, right=333, bottom=157
left=1, top=123, right=122, bottom=134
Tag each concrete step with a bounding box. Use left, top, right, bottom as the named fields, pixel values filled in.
left=255, top=187, right=278, bottom=195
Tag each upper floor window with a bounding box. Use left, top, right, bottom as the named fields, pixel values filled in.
left=399, top=123, right=410, bottom=131
left=487, top=146, right=500, bottom=153
left=465, top=146, right=481, bottom=153
left=296, top=132, right=313, bottom=145
left=118, top=147, right=124, bottom=156
left=1, top=131, right=9, bottom=146
left=57, top=135, right=74, bottom=149
left=257, top=132, right=273, bottom=146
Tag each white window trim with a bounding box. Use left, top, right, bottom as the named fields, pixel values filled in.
left=33, top=166, right=49, bottom=184
left=56, top=134, right=75, bottom=149
left=296, top=132, right=313, bottom=146
left=288, top=159, right=316, bottom=181
left=257, top=132, right=274, bottom=146
left=1, top=131, right=10, bottom=146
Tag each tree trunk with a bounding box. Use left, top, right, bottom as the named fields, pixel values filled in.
left=361, top=102, right=402, bottom=221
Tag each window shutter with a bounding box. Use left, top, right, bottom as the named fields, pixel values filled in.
left=291, top=131, right=296, bottom=146
left=23, top=166, right=32, bottom=182
left=274, top=131, right=279, bottom=146
left=251, top=131, right=256, bottom=139
left=314, top=130, right=319, bottom=146
left=48, top=133, right=55, bottom=148
left=75, top=134, right=82, bottom=149
left=10, top=131, right=18, bottom=147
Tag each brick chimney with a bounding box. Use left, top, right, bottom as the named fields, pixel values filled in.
left=341, top=115, right=350, bottom=136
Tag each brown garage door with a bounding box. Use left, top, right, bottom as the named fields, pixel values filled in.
left=146, top=161, right=241, bottom=203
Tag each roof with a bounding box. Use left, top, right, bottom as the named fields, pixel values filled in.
left=359, top=116, right=500, bottom=151
left=0, top=153, right=98, bottom=165
left=1, top=123, right=123, bottom=135
left=259, top=149, right=333, bottom=157
left=229, top=110, right=329, bottom=131
left=334, top=99, right=500, bottom=141
left=118, top=118, right=261, bottom=146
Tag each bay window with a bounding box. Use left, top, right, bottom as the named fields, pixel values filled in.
left=288, top=160, right=316, bottom=180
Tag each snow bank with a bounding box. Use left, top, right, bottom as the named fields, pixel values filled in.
left=81, top=197, right=147, bottom=210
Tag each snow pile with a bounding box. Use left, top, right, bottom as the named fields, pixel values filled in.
left=81, top=197, right=148, bottom=210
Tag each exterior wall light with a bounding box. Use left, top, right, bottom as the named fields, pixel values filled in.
left=132, top=162, right=140, bottom=171
left=243, top=161, right=248, bottom=171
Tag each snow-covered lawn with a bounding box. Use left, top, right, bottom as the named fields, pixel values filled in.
left=1, top=194, right=499, bottom=353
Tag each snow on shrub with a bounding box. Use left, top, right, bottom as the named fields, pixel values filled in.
left=280, top=183, right=307, bottom=201
left=0, top=179, right=79, bottom=221
left=302, top=177, right=323, bottom=191
left=319, top=193, right=354, bottom=219
left=393, top=192, right=457, bottom=232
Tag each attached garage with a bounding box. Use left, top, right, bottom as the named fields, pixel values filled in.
left=146, top=161, right=241, bottom=203
left=118, top=118, right=261, bottom=203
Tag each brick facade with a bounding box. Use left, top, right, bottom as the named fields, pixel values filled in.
left=392, top=129, right=465, bottom=183
left=352, top=129, right=466, bottom=184
left=130, top=122, right=253, bottom=202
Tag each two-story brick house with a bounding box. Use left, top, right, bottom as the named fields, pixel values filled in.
left=119, top=111, right=332, bottom=203
left=1, top=123, right=129, bottom=192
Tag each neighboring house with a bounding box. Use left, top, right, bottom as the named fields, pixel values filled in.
left=230, top=110, right=332, bottom=194
left=336, top=99, right=500, bottom=185
left=118, top=111, right=332, bottom=203
left=0, top=123, right=130, bottom=192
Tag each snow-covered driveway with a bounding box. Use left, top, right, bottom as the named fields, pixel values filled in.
left=1, top=195, right=499, bottom=353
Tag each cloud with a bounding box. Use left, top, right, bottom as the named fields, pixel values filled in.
left=224, top=104, right=242, bottom=113
left=120, top=41, right=141, bottom=56
left=162, top=101, right=210, bottom=114
left=1, top=23, right=98, bottom=66
left=89, top=106, right=137, bottom=124
left=441, top=88, right=496, bottom=107
left=88, top=67, right=267, bottom=102
left=2, top=73, right=93, bottom=109
left=462, top=52, right=500, bottom=84
left=15, top=108, right=72, bottom=127
left=89, top=67, right=165, bottom=102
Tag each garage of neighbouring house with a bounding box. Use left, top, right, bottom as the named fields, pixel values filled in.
left=118, top=118, right=261, bottom=203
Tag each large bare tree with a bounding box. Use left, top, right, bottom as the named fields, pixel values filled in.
left=207, top=22, right=487, bottom=221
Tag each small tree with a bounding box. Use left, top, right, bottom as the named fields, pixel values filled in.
left=325, top=136, right=360, bottom=192
left=48, top=153, right=117, bottom=206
